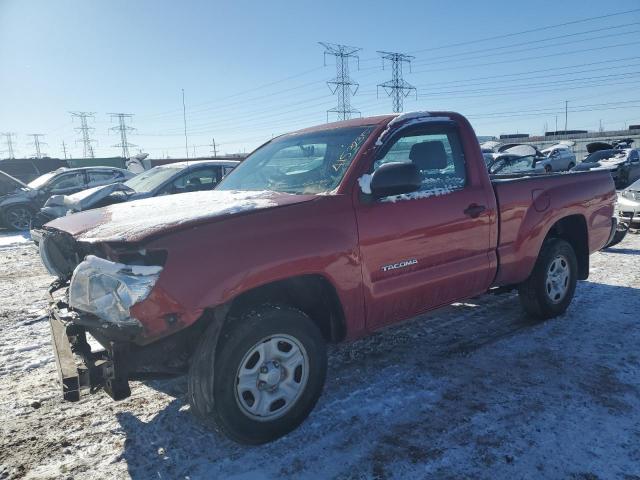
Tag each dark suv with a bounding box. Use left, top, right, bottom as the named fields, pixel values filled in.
left=0, top=166, right=133, bottom=230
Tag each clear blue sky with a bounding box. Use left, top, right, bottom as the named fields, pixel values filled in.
left=1, top=0, right=639, bottom=159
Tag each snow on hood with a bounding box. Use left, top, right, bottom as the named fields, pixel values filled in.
left=45, top=190, right=313, bottom=243
left=44, top=183, right=134, bottom=212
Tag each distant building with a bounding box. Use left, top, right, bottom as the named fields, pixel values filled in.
left=499, top=133, right=530, bottom=139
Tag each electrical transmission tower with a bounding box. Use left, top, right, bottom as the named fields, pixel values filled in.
left=61, top=141, right=69, bottom=159
left=70, top=112, right=96, bottom=158
left=108, top=113, right=137, bottom=158
left=319, top=42, right=362, bottom=121
left=377, top=51, right=416, bottom=113
left=209, top=138, right=220, bottom=157
left=1, top=132, right=16, bottom=159
left=28, top=134, right=47, bottom=158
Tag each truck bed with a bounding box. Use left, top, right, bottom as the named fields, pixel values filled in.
left=490, top=170, right=616, bottom=286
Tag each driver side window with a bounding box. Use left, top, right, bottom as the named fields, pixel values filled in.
left=49, top=172, right=85, bottom=191
left=374, top=128, right=466, bottom=197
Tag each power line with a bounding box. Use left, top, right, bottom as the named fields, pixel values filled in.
left=27, top=134, right=47, bottom=158
left=410, top=39, right=640, bottom=75
left=408, top=7, right=640, bottom=54
left=182, top=89, right=189, bottom=159
left=69, top=112, right=96, bottom=158
left=411, top=28, right=640, bottom=69
left=1, top=132, right=16, bottom=159
left=108, top=113, right=137, bottom=158
left=320, top=42, right=362, bottom=121
left=377, top=51, right=416, bottom=113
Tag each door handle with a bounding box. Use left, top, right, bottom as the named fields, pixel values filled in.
left=464, top=204, right=486, bottom=218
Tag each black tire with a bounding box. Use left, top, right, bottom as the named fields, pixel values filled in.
left=518, top=238, right=578, bottom=320
left=2, top=205, right=34, bottom=231
left=188, top=304, right=327, bottom=444
left=568, top=162, right=575, bottom=170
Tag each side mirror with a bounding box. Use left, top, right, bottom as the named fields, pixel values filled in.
left=370, top=162, right=421, bottom=199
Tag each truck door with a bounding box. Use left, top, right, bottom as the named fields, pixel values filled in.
left=354, top=121, right=495, bottom=329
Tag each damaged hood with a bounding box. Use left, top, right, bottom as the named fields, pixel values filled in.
left=44, top=189, right=317, bottom=243
left=44, top=182, right=135, bottom=212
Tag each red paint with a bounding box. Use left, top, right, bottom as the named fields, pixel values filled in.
left=48, top=112, right=616, bottom=346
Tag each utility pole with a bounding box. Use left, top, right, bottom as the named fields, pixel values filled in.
left=108, top=113, right=137, bottom=158
left=27, top=134, right=47, bottom=158
left=70, top=112, right=96, bottom=158
left=564, top=100, right=568, bottom=132
left=209, top=137, right=219, bottom=157
left=182, top=89, right=189, bottom=159
left=61, top=141, right=68, bottom=159
left=377, top=51, right=417, bottom=113
left=319, top=42, right=361, bottom=121
left=1, top=132, right=16, bottom=159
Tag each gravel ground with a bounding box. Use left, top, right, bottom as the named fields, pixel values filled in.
left=1, top=230, right=640, bottom=479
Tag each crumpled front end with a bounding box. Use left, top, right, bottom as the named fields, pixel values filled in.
left=41, top=228, right=201, bottom=402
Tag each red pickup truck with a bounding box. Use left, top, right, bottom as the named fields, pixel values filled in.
left=40, top=112, right=616, bottom=444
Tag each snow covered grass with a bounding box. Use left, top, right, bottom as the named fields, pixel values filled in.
left=2, top=235, right=640, bottom=478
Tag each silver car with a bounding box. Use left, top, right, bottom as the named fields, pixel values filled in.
left=536, top=142, right=577, bottom=172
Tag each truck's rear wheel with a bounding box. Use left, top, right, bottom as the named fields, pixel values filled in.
left=518, top=238, right=577, bottom=319
left=188, top=304, right=327, bottom=444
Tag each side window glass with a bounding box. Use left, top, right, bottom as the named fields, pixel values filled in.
left=373, top=128, right=466, bottom=198
left=172, top=168, right=221, bottom=193
left=87, top=170, right=118, bottom=186
left=49, top=172, right=84, bottom=191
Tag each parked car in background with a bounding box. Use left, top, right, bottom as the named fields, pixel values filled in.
left=0, top=171, right=32, bottom=229
left=617, top=178, right=640, bottom=228
left=31, top=160, right=239, bottom=238
left=0, top=166, right=134, bottom=230
left=487, top=154, right=545, bottom=176
left=572, top=148, right=640, bottom=188
left=0, top=157, right=67, bottom=183
left=39, top=111, right=615, bottom=444
left=536, top=141, right=577, bottom=172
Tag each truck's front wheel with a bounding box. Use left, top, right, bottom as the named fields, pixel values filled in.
left=518, top=238, right=578, bottom=319
left=188, top=304, right=327, bottom=444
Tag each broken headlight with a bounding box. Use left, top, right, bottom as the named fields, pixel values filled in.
left=69, top=255, right=163, bottom=327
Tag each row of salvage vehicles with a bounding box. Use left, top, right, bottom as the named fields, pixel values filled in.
left=482, top=138, right=640, bottom=247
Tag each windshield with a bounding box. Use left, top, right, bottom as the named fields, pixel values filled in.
left=28, top=171, right=57, bottom=189
left=218, top=126, right=373, bottom=194
left=0, top=171, right=27, bottom=195
left=123, top=166, right=182, bottom=193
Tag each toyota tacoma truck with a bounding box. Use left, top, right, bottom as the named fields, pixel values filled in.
left=39, top=111, right=617, bottom=444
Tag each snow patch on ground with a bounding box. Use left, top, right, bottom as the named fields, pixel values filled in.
left=0, top=231, right=31, bottom=250
left=2, top=233, right=640, bottom=479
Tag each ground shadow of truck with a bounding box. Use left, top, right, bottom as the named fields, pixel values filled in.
left=116, top=279, right=640, bottom=479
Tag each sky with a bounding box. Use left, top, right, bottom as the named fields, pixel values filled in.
left=1, top=0, right=639, bottom=159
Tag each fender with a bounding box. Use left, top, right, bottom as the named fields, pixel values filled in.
left=131, top=195, right=365, bottom=344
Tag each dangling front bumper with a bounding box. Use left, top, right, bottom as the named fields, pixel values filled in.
left=49, top=300, right=135, bottom=402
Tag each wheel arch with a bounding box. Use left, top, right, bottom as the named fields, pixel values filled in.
left=221, top=274, right=348, bottom=344
left=542, top=214, right=589, bottom=280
